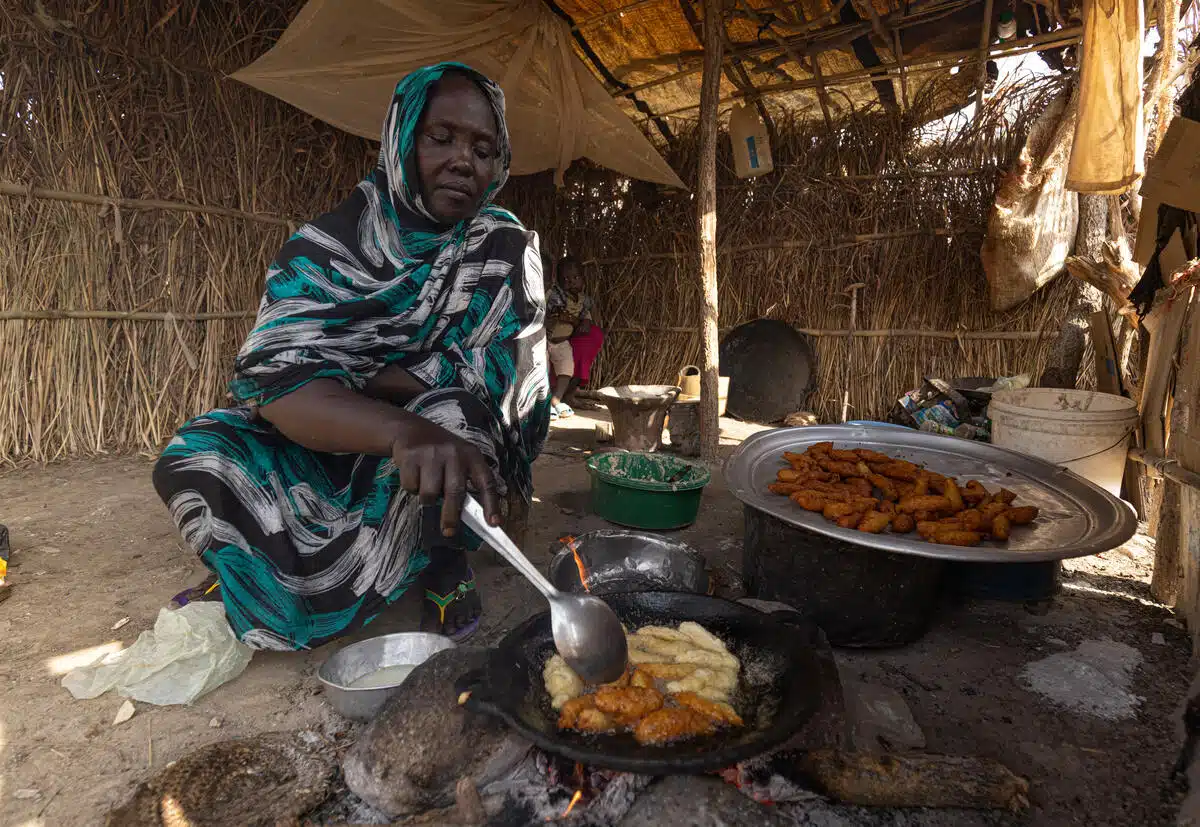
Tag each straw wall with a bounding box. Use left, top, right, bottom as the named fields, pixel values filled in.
left=0, top=1, right=1079, bottom=463
left=0, top=1, right=373, bottom=463
left=500, top=80, right=1081, bottom=424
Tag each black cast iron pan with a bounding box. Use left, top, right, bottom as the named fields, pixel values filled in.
left=454, top=591, right=827, bottom=774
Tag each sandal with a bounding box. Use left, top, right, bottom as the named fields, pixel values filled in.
left=170, top=573, right=222, bottom=609
left=420, top=552, right=482, bottom=643
left=555, top=402, right=575, bottom=418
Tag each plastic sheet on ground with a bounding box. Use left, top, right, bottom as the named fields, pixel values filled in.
left=62, top=602, right=252, bottom=706
left=1018, top=638, right=1143, bottom=720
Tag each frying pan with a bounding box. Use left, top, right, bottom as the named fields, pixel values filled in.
left=454, top=592, right=827, bottom=774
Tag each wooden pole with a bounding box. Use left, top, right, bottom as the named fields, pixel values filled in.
left=698, top=0, right=724, bottom=461
left=973, top=0, right=995, bottom=123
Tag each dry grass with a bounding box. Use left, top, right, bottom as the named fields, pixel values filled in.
left=500, top=78, right=1081, bottom=422
left=0, top=1, right=1082, bottom=462
left=0, top=0, right=374, bottom=463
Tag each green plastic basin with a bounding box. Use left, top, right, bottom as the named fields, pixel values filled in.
left=586, top=452, right=711, bottom=530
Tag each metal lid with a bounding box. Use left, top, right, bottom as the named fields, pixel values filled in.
left=724, top=425, right=1137, bottom=563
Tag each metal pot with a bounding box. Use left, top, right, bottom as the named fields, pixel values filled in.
left=319, top=632, right=456, bottom=720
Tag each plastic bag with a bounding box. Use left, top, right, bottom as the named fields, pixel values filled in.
left=62, top=602, right=252, bottom=705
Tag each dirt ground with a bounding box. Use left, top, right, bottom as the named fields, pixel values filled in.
left=0, top=412, right=1193, bottom=826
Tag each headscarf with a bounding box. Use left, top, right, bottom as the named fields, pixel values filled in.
left=229, top=63, right=550, bottom=465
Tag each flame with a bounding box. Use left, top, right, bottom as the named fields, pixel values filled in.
left=561, top=535, right=589, bottom=592
left=561, top=789, right=584, bottom=818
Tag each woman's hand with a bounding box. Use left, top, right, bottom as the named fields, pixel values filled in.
left=390, top=418, right=503, bottom=537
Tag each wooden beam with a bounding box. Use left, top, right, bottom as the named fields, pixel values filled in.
left=614, top=0, right=978, bottom=99
left=698, top=0, right=724, bottom=461
left=634, top=27, right=1082, bottom=120
left=973, top=0, right=995, bottom=122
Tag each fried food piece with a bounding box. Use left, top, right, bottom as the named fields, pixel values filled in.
left=879, top=500, right=897, bottom=515
left=558, top=694, right=597, bottom=729
left=574, top=707, right=616, bottom=733
left=770, top=482, right=807, bottom=496
left=544, top=654, right=584, bottom=710
left=777, top=468, right=805, bottom=483
left=959, top=509, right=984, bottom=532
left=634, top=708, right=715, bottom=745
left=916, top=520, right=939, bottom=539
left=991, top=514, right=1012, bottom=541
left=674, top=691, right=744, bottom=727
left=877, top=461, right=922, bottom=481
left=626, top=633, right=691, bottom=660
left=843, top=477, right=874, bottom=498
left=898, top=495, right=952, bottom=514
left=678, top=621, right=730, bottom=654
left=829, top=448, right=862, bottom=463
left=856, top=449, right=893, bottom=464
left=631, top=669, right=657, bottom=689
left=791, top=491, right=828, bottom=512
left=944, top=479, right=965, bottom=511
left=637, top=625, right=689, bottom=642
left=627, top=647, right=664, bottom=665
left=869, top=474, right=899, bottom=501
left=677, top=648, right=740, bottom=671
left=818, top=457, right=861, bottom=477
left=979, top=502, right=1008, bottom=522
left=857, top=511, right=891, bottom=534
left=891, top=513, right=916, bottom=533
left=994, top=488, right=1018, bottom=505
left=594, top=686, right=664, bottom=723
left=808, top=442, right=834, bottom=455
left=635, top=662, right=700, bottom=680
left=667, top=667, right=738, bottom=698
left=963, top=480, right=989, bottom=505
left=1004, top=506, right=1039, bottom=525
left=931, top=528, right=983, bottom=547
left=912, top=474, right=931, bottom=497
left=824, top=501, right=865, bottom=521
left=834, top=514, right=859, bottom=529
left=603, top=667, right=632, bottom=689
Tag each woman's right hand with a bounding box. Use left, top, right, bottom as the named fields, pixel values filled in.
left=390, top=417, right=503, bottom=537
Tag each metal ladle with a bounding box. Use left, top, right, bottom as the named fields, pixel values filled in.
left=461, top=495, right=628, bottom=684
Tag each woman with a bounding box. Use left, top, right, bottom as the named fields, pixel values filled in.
left=153, top=64, right=550, bottom=650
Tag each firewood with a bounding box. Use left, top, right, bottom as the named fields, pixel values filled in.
left=795, top=749, right=1030, bottom=812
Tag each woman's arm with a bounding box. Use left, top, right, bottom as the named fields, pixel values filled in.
left=363, top=364, right=426, bottom=406
left=259, top=380, right=502, bottom=533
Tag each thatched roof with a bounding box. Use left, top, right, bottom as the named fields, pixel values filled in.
left=551, top=0, right=1081, bottom=134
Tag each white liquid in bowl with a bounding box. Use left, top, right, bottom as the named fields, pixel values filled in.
left=348, top=663, right=416, bottom=689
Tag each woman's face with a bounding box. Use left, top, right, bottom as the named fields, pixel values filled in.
left=415, top=73, right=499, bottom=225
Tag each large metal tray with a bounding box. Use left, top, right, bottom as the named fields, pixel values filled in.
left=724, top=425, right=1137, bottom=563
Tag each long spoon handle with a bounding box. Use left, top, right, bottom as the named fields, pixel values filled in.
left=461, top=495, right=559, bottom=600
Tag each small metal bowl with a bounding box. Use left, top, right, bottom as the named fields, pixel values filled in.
left=318, top=632, right=456, bottom=721
left=548, top=530, right=710, bottom=595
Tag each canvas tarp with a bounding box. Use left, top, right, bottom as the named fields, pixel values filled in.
left=231, top=0, right=686, bottom=188
left=1065, top=0, right=1145, bottom=194
left=981, top=87, right=1080, bottom=311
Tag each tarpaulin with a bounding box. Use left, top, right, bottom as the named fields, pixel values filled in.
left=982, top=88, right=1080, bottom=311
left=231, top=0, right=685, bottom=188
left=1065, top=0, right=1145, bottom=194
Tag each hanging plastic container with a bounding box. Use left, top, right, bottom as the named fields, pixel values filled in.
left=729, top=104, right=774, bottom=179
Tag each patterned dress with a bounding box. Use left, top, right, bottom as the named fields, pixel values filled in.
left=153, top=64, right=551, bottom=651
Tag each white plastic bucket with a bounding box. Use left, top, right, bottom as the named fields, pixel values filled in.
left=989, top=389, right=1139, bottom=497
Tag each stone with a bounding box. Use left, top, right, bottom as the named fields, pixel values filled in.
left=342, top=647, right=531, bottom=818
left=617, top=776, right=790, bottom=827
left=843, top=679, right=925, bottom=752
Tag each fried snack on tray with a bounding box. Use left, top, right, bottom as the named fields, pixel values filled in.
left=767, top=443, right=1042, bottom=548
left=634, top=708, right=716, bottom=745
